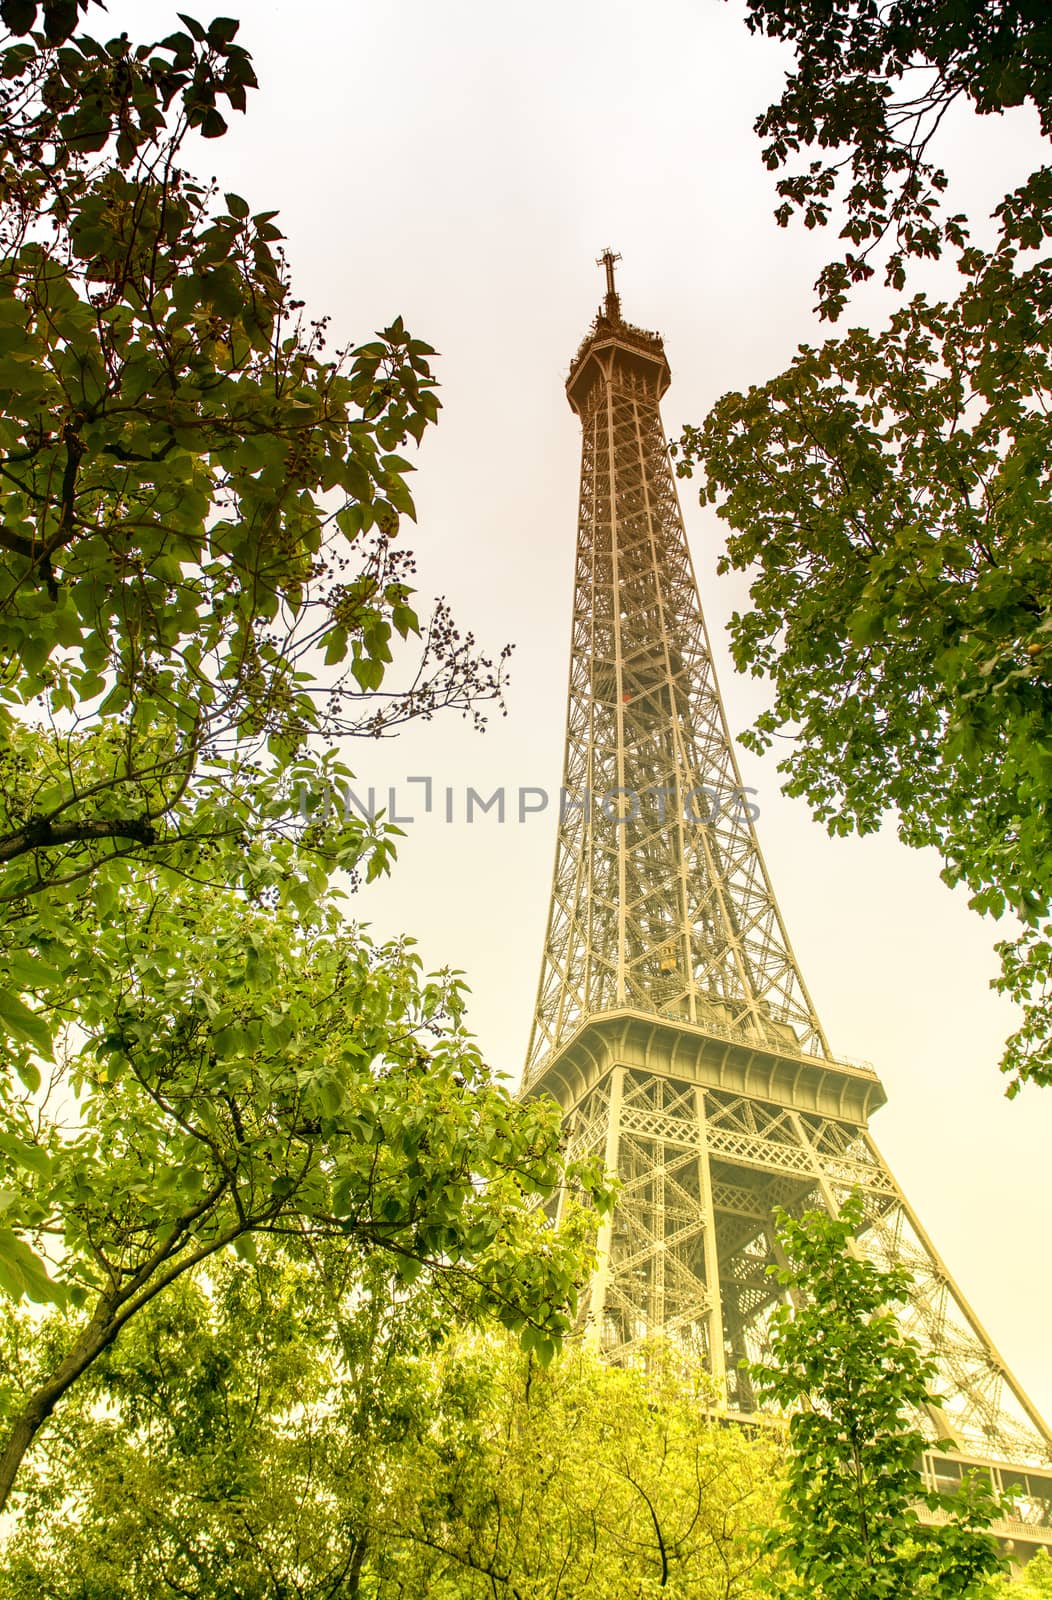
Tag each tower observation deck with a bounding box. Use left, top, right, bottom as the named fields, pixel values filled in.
left=523, top=253, right=1052, bottom=1559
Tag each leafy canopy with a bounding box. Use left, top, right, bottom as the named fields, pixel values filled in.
left=0, top=826, right=605, bottom=1512
left=751, top=1194, right=1006, bottom=1599
left=986, top=1548, right=1052, bottom=1598
left=0, top=0, right=587, bottom=1520
left=0, top=1277, right=779, bottom=1600
left=378, top=1337, right=779, bottom=1599
left=0, top=0, right=506, bottom=964
left=738, top=0, right=1052, bottom=319
left=677, top=0, right=1052, bottom=1088
left=0, top=1252, right=481, bottom=1598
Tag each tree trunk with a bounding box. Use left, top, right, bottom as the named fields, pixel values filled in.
left=0, top=1304, right=116, bottom=1514
left=346, top=1532, right=367, bottom=1597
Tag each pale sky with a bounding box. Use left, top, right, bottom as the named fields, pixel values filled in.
left=106, top=0, right=1052, bottom=1421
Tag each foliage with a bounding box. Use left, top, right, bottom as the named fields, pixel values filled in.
left=987, top=1548, right=1052, bottom=1597
left=0, top=1282, right=781, bottom=1600
left=676, top=253, right=1052, bottom=1088
left=376, top=1337, right=779, bottom=1599
left=676, top=0, right=1052, bottom=1089
left=750, top=1193, right=1007, bottom=1598
left=0, top=6, right=582, bottom=1520
left=0, top=1251, right=454, bottom=1598
left=737, top=0, right=1052, bottom=320
left=0, top=2, right=507, bottom=978
left=0, top=817, right=605, bottom=1511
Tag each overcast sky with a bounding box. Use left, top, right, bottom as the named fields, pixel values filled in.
left=108, top=0, right=1052, bottom=1423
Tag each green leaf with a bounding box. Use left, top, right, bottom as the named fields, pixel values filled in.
left=5, top=950, right=66, bottom=991
left=0, top=1228, right=60, bottom=1304
left=0, top=990, right=53, bottom=1059
left=0, top=0, right=37, bottom=35
left=207, top=16, right=239, bottom=45
left=176, top=12, right=207, bottom=40
left=3, top=1138, right=51, bottom=1177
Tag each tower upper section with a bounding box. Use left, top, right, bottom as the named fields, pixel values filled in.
left=525, top=259, right=829, bottom=1086
left=566, top=249, right=670, bottom=420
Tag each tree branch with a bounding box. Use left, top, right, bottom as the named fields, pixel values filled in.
left=0, top=814, right=158, bottom=864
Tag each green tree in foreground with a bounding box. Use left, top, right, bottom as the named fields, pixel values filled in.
left=733, top=0, right=1052, bottom=322
left=377, top=1337, right=778, bottom=1599
left=0, top=1252, right=456, bottom=1597
left=0, top=0, right=506, bottom=1002
left=0, top=839, right=603, bottom=1513
left=752, top=1193, right=1006, bottom=1598
left=677, top=0, right=1052, bottom=1090
left=0, top=0, right=561, bottom=1520
left=0, top=1274, right=781, bottom=1600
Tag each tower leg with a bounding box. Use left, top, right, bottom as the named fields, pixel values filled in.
left=586, top=1066, right=624, bottom=1346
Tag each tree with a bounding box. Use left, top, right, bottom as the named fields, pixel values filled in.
left=377, top=1337, right=780, bottom=1598
left=675, top=0, right=1052, bottom=1089
left=750, top=1193, right=1006, bottom=1598
left=0, top=0, right=507, bottom=988
left=988, top=1548, right=1052, bottom=1597
left=0, top=815, right=604, bottom=1513
left=0, top=1271, right=779, bottom=1599
left=0, top=0, right=574, bottom=1519
left=0, top=1250, right=458, bottom=1598
left=732, top=0, right=1052, bottom=322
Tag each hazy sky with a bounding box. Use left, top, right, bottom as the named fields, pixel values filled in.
left=108, top=0, right=1052, bottom=1421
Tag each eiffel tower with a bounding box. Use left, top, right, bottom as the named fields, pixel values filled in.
left=523, top=252, right=1052, bottom=1556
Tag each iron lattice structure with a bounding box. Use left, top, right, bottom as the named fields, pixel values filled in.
left=524, top=257, right=1052, bottom=1549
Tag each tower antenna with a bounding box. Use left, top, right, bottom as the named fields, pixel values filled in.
left=597, top=247, right=622, bottom=322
